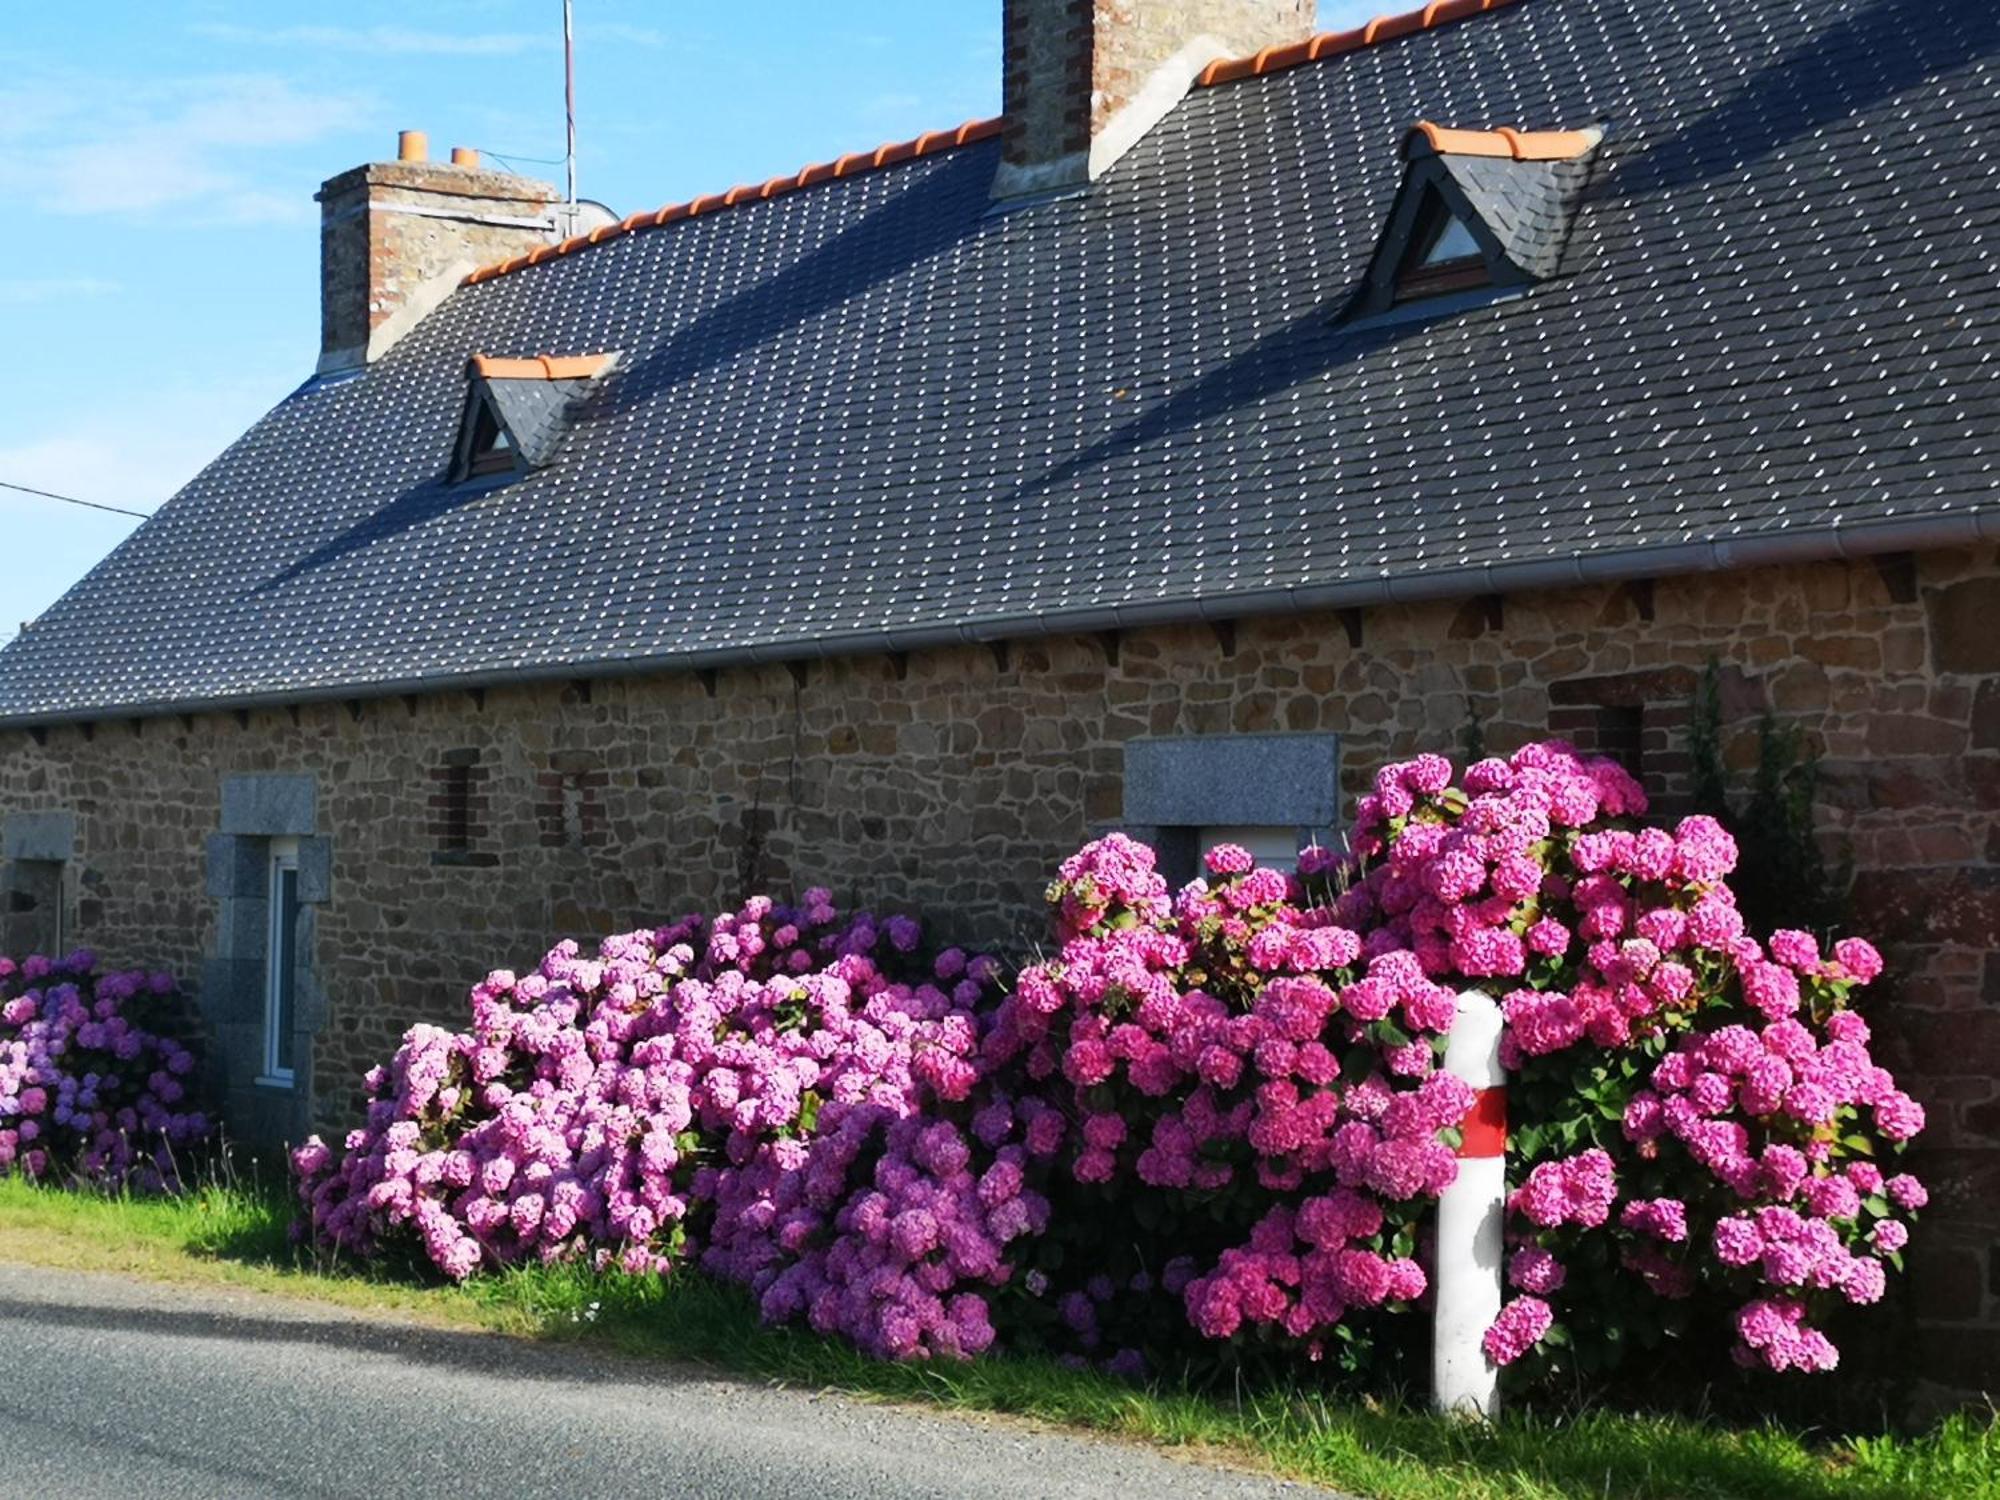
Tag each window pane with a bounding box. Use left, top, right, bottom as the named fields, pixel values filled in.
left=270, top=865, right=298, bottom=1076
left=1421, top=214, right=1482, bottom=266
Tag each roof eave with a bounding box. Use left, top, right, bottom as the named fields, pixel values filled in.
left=3, top=507, right=1991, bottom=732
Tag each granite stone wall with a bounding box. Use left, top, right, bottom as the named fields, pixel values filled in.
left=2, top=545, right=1995, bottom=1388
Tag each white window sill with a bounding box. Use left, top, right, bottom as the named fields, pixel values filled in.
left=254, top=1074, right=295, bottom=1091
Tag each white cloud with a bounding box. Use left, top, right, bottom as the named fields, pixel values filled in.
left=0, top=277, right=120, bottom=305
left=194, top=22, right=544, bottom=57
left=0, top=70, right=371, bottom=222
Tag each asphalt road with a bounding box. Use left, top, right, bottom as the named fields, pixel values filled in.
left=0, top=1262, right=1330, bottom=1500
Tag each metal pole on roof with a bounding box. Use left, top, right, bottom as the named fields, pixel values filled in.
left=563, top=0, right=578, bottom=208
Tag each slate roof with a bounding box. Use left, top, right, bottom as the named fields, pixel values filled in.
left=5, top=0, right=1999, bottom=724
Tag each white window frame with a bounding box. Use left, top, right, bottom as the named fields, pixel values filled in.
left=258, top=837, right=300, bottom=1089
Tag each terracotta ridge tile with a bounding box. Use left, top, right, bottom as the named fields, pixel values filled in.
left=1196, top=0, right=1520, bottom=86
left=469, top=353, right=613, bottom=380
left=462, top=116, right=1003, bottom=287
left=1407, top=120, right=1599, bottom=159
left=462, top=0, right=1520, bottom=290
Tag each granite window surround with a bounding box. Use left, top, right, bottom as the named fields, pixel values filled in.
left=1, top=809, right=76, bottom=957
left=203, top=774, right=330, bottom=1146
left=1119, top=732, right=1341, bottom=884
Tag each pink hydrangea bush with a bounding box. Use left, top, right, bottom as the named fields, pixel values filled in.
left=294, top=894, right=1041, bottom=1358
left=982, top=834, right=1471, bottom=1375
left=0, top=951, right=209, bottom=1188
left=1345, top=743, right=1923, bottom=1379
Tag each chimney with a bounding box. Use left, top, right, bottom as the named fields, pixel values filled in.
left=997, top=0, right=1316, bottom=197
left=315, top=133, right=560, bottom=373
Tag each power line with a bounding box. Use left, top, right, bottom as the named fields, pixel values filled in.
left=477, top=147, right=566, bottom=169
left=0, top=479, right=151, bottom=520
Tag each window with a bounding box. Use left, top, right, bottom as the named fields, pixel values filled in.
left=1197, top=825, right=1307, bottom=874
left=461, top=395, right=518, bottom=478
left=1395, top=195, right=1490, bottom=303
left=1122, top=734, right=1341, bottom=885
left=1419, top=212, right=1482, bottom=266
left=440, top=762, right=473, bottom=851
left=453, top=353, right=617, bottom=483
left=429, top=749, right=497, bottom=866
left=260, top=838, right=300, bottom=1088
left=1347, top=122, right=1602, bottom=323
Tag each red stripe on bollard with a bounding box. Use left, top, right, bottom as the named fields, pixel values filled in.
left=1456, top=1087, right=1506, bottom=1158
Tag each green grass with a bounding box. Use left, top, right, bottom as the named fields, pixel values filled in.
left=0, top=1174, right=1991, bottom=1500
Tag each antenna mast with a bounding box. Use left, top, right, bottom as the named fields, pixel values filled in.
left=563, top=0, right=578, bottom=207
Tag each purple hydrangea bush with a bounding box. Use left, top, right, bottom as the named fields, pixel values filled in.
left=1344, top=743, right=1924, bottom=1378
left=293, top=894, right=1045, bottom=1359
left=0, top=952, right=209, bottom=1188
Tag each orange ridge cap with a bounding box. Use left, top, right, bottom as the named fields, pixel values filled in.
left=1408, top=120, right=1597, bottom=160
left=1198, top=0, right=1519, bottom=87
left=469, top=352, right=614, bottom=381
left=463, top=114, right=1002, bottom=287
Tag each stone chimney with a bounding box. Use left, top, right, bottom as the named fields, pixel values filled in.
left=997, top=0, right=1315, bottom=196
left=315, top=131, right=559, bottom=373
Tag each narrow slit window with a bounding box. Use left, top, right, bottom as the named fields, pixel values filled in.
left=443, top=763, right=472, bottom=851
left=261, top=838, right=300, bottom=1087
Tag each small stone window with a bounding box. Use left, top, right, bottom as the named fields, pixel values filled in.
left=1, top=811, right=75, bottom=957
left=1122, top=734, right=1340, bottom=885
left=430, top=749, right=497, bottom=866
left=206, top=773, right=328, bottom=1146
left=1550, top=668, right=1703, bottom=803
left=535, top=757, right=609, bottom=850
left=1196, top=824, right=1309, bottom=874
left=1548, top=702, right=1645, bottom=779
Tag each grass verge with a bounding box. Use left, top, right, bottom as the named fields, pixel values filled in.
left=0, top=1174, right=1990, bottom=1500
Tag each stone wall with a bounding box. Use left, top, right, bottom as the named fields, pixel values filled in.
left=2, top=545, right=1996, bottom=1388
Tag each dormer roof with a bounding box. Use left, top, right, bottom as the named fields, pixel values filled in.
left=456, top=353, right=617, bottom=477
left=1350, top=120, right=1602, bottom=319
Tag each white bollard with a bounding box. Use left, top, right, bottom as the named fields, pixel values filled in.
left=1432, top=987, right=1507, bottom=1419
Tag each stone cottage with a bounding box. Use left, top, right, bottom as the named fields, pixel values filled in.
left=1, top=0, right=1995, bottom=1386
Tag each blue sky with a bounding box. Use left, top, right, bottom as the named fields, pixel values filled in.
left=0, top=1, right=1375, bottom=641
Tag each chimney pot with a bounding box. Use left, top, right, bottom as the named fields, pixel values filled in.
left=315, top=145, right=557, bottom=373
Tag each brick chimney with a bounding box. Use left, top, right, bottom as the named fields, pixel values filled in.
left=997, top=0, right=1315, bottom=196
left=315, top=131, right=560, bottom=373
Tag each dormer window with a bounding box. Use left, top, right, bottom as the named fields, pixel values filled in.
left=462, top=393, right=517, bottom=477
left=1396, top=196, right=1491, bottom=303
left=452, top=352, right=617, bottom=483
left=1350, top=122, right=1603, bottom=322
